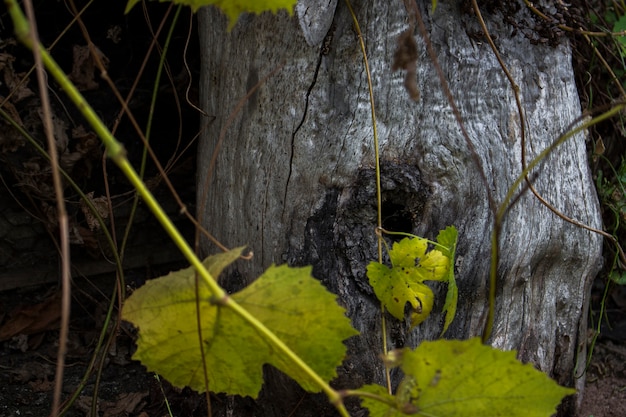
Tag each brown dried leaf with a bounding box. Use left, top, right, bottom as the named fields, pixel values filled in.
left=80, top=192, right=109, bottom=231
left=29, top=377, right=54, bottom=392
left=0, top=292, right=61, bottom=341
left=101, top=392, right=149, bottom=417
left=72, top=126, right=100, bottom=156
left=68, top=45, right=109, bottom=91
left=0, top=98, right=26, bottom=153
left=0, top=52, right=34, bottom=102
left=37, top=106, right=69, bottom=152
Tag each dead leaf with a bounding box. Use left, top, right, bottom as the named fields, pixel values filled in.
left=7, top=333, right=29, bottom=352
left=8, top=361, right=54, bottom=383
left=106, top=25, right=123, bottom=44
left=80, top=192, right=110, bottom=231
left=0, top=292, right=61, bottom=341
left=72, top=126, right=100, bottom=156
left=0, top=98, right=26, bottom=153
left=68, top=45, right=109, bottom=91
left=75, top=395, right=99, bottom=415
left=36, top=106, right=77, bottom=172
left=29, top=377, right=54, bottom=392
left=0, top=52, right=34, bottom=102
left=101, top=392, right=149, bottom=417
left=70, top=222, right=84, bottom=245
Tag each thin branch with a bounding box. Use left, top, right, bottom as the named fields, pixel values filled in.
left=20, top=1, right=71, bottom=415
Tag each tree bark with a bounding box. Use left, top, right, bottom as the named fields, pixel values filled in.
left=198, top=1, right=602, bottom=415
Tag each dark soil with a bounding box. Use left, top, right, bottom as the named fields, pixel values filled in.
left=579, top=285, right=626, bottom=417
left=580, top=341, right=626, bottom=417
left=0, top=276, right=207, bottom=417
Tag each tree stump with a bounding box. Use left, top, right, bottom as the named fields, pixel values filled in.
left=197, top=1, right=602, bottom=415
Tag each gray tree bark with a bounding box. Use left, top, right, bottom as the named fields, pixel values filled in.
left=197, top=1, right=602, bottom=415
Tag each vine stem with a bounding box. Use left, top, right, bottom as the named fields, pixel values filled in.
left=344, top=0, right=392, bottom=395
left=377, top=227, right=449, bottom=251
left=5, top=2, right=349, bottom=415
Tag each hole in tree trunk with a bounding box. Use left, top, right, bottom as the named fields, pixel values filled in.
left=381, top=202, right=413, bottom=239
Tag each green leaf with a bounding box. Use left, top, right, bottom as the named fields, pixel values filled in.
left=431, top=0, right=437, bottom=13
left=363, top=338, right=575, bottom=417
left=367, top=237, right=449, bottom=328
left=360, top=384, right=411, bottom=417
left=609, top=270, right=626, bottom=285
left=202, top=245, right=246, bottom=278
left=125, top=0, right=296, bottom=28
left=122, top=248, right=357, bottom=397
left=436, top=226, right=458, bottom=335
left=613, top=15, right=626, bottom=58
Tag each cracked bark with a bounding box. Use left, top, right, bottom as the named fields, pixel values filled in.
left=198, top=1, right=601, bottom=415
left=283, top=47, right=324, bottom=221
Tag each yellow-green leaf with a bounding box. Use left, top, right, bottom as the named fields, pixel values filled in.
left=122, top=248, right=357, bottom=397
left=436, top=226, right=458, bottom=335
left=362, top=338, right=575, bottom=417
left=202, top=245, right=246, bottom=278
left=359, top=384, right=404, bottom=416
left=367, top=237, right=449, bottom=328
left=125, top=0, right=296, bottom=28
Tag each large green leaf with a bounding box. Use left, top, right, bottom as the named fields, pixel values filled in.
left=122, top=248, right=358, bottom=397
left=367, top=237, right=449, bottom=328
left=436, top=226, right=458, bottom=335
left=125, top=0, right=296, bottom=27
left=361, top=338, right=575, bottom=417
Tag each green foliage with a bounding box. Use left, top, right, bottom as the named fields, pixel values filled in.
left=360, top=338, right=575, bottom=417
left=597, top=157, right=626, bottom=236
left=125, top=0, right=297, bottom=27
left=122, top=247, right=358, bottom=397
left=366, top=230, right=455, bottom=330
left=436, top=226, right=458, bottom=335
left=613, top=14, right=626, bottom=57
left=610, top=270, right=626, bottom=285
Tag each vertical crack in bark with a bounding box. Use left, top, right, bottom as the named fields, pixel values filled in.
left=261, top=165, right=272, bottom=267
left=282, top=50, right=325, bottom=221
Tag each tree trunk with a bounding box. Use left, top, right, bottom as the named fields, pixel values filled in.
left=197, top=1, right=602, bottom=415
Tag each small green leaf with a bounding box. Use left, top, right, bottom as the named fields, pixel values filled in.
left=436, top=226, right=458, bottom=335
left=122, top=249, right=357, bottom=397
left=609, top=270, right=626, bottom=285
left=360, top=384, right=407, bottom=417
left=367, top=237, right=449, bottom=328
left=125, top=0, right=296, bottom=28
left=431, top=0, right=437, bottom=13
left=364, top=338, right=575, bottom=417
left=202, top=245, right=246, bottom=278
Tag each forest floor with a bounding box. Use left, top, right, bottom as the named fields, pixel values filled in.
left=578, top=283, right=626, bottom=417
left=0, top=275, right=625, bottom=417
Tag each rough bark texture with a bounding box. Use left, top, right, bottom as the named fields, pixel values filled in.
left=198, top=0, right=602, bottom=415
